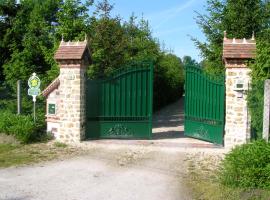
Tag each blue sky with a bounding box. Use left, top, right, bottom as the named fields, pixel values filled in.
left=105, top=0, right=207, bottom=62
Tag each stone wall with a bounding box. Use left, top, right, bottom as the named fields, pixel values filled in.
left=58, top=62, right=86, bottom=143
left=224, top=67, right=251, bottom=148
left=46, top=88, right=60, bottom=139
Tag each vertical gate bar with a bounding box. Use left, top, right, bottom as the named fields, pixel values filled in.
left=129, top=73, right=133, bottom=116
left=138, top=70, right=142, bottom=116
left=149, top=63, right=153, bottom=138
left=195, top=68, right=198, bottom=119
left=184, top=69, right=188, bottom=117
left=141, top=70, right=144, bottom=117
left=135, top=70, right=138, bottom=116
left=112, top=79, right=115, bottom=116
left=99, top=82, right=102, bottom=116
left=140, top=70, right=143, bottom=116
left=191, top=68, right=194, bottom=117
left=122, top=73, right=127, bottom=116
left=188, top=70, right=194, bottom=116
left=204, top=76, right=207, bottom=119
left=213, top=83, right=217, bottom=120
left=146, top=69, right=149, bottom=116
left=119, top=75, right=122, bottom=116
left=222, top=76, right=225, bottom=123
left=132, top=70, right=137, bottom=116
left=127, top=73, right=131, bottom=116
left=109, top=81, right=112, bottom=116
left=142, top=70, right=147, bottom=116
left=190, top=68, right=193, bottom=117
left=209, top=77, right=213, bottom=120
left=197, top=69, right=202, bottom=118
left=187, top=67, right=192, bottom=117
left=207, top=76, right=210, bottom=119
left=217, top=83, right=221, bottom=121
left=105, top=82, right=109, bottom=116
left=116, top=76, right=120, bottom=117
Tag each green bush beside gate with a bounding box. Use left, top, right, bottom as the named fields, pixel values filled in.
left=220, top=140, right=270, bottom=189
left=0, top=112, right=45, bottom=143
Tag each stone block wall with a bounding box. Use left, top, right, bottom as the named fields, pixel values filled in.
left=224, top=67, right=251, bottom=148
left=58, top=63, right=86, bottom=143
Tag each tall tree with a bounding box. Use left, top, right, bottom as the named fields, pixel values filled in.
left=87, top=0, right=127, bottom=78
left=194, top=0, right=267, bottom=74
left=56, top=0, right=93, bottom=41
left=2, top=0, right=61, bottom=89
left=0, top=0, right=19, bottom=81
left=123, top=15, right=160, bottom=63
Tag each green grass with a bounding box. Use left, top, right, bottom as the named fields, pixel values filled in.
left=0, top=142, right=77, bottom=168
left=185, top=155, right=270, bottom=200
left=54, top=142, right=68, bottom=148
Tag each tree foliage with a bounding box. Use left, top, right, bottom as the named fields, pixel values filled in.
left=194, top=0, right=268, bottom=74
left=0, top=0, right=187, bottom=114
left=196, top=0, right=270, bottom=137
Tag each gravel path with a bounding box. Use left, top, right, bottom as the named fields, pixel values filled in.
left=0, top=98, right=223, bottom=200
left=0, top=148, right=191, bottom=200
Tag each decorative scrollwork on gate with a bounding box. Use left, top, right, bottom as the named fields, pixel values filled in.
left=194, top=125, right=208, bottom=138
left=107, top=124, right=133, bottom=137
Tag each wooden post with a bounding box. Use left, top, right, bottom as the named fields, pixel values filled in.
left=17, top=80, right=21, bottom=115
left=263, top=79, right=270, bottom=142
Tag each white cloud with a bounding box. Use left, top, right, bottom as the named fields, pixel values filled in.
left=146, top=0, right=196, bottom=29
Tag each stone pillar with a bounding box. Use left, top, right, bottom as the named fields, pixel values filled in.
left=54, top=41, right=90, bottom=143
left=223, top=33, right=256, bottom=148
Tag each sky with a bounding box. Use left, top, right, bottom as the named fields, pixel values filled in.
left=106, top=0, right=207, bottom=62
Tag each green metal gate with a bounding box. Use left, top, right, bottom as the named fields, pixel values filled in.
left=184, top=65, right=225, bottom=145
left=86, top=62, right=153, bottom=139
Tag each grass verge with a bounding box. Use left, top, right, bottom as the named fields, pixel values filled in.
left=185, top=153, right=270, bottom=200
left=0, top=142, right=80, bottom=168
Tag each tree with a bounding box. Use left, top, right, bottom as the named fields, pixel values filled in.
left=182, top=56, right=199, bottom=68
left=154, top=53, right=184, bottom=110
left=56, top=0, right=93, bottom=41
left=123, top=15, right=160, bottom=64
left=87, top=0, right=127, bottom=78
left=0, top=0, right=19, bottom=81
left=194, top=0, right=267, bottom=74
left=46, top=0, right=93, bottom=83
left=2, top=0, right=61, bottom=89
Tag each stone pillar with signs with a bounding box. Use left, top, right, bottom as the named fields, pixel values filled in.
left=42, top=40, right=91, bottom=143
left=223, top=32, right=256, bottom=149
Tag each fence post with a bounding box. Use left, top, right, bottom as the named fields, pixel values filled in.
left=17, top=80, right=21, bottom=115
left=263, top=79, right=270, bottom=142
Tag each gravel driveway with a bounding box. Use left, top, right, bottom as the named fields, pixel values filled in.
left=0, top=147, right=191, bottom=200
left=0, top=98, right=223, bottom=200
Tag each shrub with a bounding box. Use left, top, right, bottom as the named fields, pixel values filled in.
left=247, top=80, right=264, bottom=139
left=220, top=140, right=270, bottom=189
left=0, top=112, right=45, bottom=143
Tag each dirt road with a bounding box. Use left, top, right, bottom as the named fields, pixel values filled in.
left=0, top=99, right=224, bottom=200
left=0, top=147, right=191, bottom=200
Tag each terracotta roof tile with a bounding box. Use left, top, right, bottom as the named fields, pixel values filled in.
left=42, top=77, right=60, bottom=97
left=54, top=41, right=89, bottom=60
left=223, top=38, right=256, bottom=59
